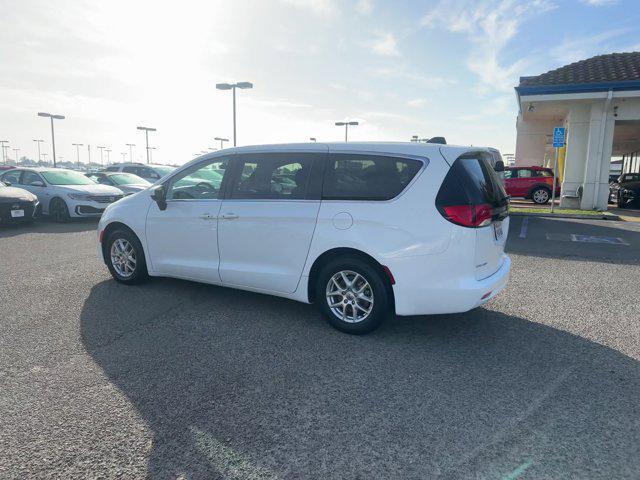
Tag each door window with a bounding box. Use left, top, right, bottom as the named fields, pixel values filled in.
left=230, top=153, right=313, bottom=200
left=22, top=171, right=44, bottom=185
left=322, top=154, right=422, bottom=200
left=2, top=170, right=23, bottom=185
left=517, top=169, right=533, bottom=178
left=122, top=166, right=140, bottom=175
left=166, top=158, right=230, bottom=200
left=503, top=170, right=514, bottom=179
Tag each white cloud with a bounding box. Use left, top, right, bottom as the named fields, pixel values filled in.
left=550, top=28, right=629, bottom=64
left=362, top=32, right=400, bottom=57
left=406, top=98, right=428, bottom=108
left=371, top=67, right=456, bottom=89
left=581, top=0, right=618, bottom=5
left=356, top=0, right=373, bottom=14
left=421, top=0, right=556, bottom=93
left=279, top=0, right=337, bottom=15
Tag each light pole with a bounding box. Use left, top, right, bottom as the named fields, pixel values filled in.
left=87, top=145, right=91, bottom=166
left=42, top=153, right=48, bottom=163
left=72, top=143, right=83, bottom=169
left=0, top=140, right=8, bottom=164
left=215, top=82, right=253, bottom=146
left=13, top=148, right=20, bottom=163
left=335, top=121, right=359, bottom=142
left=37, top=112, right=65, bottom=168
left=126, top=143, right=135, bottom=163
left=136, top=126, right=156, bottom=164
left=309, top=137, right=317, bottom=142
left=120, top=152, right=126, bottom=162
left=97, top=146, right=106, bottom=166
left=33, top=139, right=44, bottom=161
left=148, top=147, right=156, bottom=162
left=214, top=137, right=229, bottom=150
left=105, top=148, right=112, bottom=165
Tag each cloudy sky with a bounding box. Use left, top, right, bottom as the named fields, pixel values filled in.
left=1, top=0, right=639, bottom=165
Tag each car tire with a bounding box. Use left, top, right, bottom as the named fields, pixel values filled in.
left=105, top=228, right=149, bottom=284
left=315, top=256, right=390, bottom=334
left=531, top=187, right=551, bottom=204
left=618, top=193, right=627, bottom=209
left=49, top=197, right=71, bottom=222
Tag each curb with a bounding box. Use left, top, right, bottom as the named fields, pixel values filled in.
left=509, top=212, right=621, bottom=221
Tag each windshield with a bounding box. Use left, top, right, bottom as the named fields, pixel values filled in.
left=110, top=173, right=150, bottom=186
left=41, top=170, right=96, bottom=185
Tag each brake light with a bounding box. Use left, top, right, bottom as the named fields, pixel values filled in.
left=99, top=229, right=105, bottom=243
left=442, top=203, right=493, bottom=228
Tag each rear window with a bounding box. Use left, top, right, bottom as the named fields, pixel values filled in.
left=322, top=154, right=423, bottom=201
left=439, top=153, right=507, bottom=207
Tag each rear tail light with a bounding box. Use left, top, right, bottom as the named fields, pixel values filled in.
left=442, top=203, right=493, bottom=228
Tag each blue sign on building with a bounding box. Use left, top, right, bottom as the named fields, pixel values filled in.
left=553, top=127, right=566, bottom=147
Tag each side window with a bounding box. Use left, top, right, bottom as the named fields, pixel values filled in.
left=322, top=154, right=422, bottom=200
left=97, top=176, right=112, bottom=185
left=517, top=169, right=533, bottom=178
left=503, top=170, right=513, bottom=179
left=230, top=153, right=313, bottom=200
left=105, top=166, right=119, bottom=172
left=141, top=167, right=160, bottom=180
left=166, top=158, right=230, bottom=200
left=3, top=170, right=23, bottom=185
left=22, top=171, right=44, bottom=185
left=122, top=166, right=139, bottom=175
left=536, top=170, right=553, bottom=177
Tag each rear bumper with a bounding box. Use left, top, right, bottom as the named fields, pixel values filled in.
left=391, top=254, right=511, bottom=316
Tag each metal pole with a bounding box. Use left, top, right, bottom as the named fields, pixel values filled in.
left=232, top=86, right=237, bottom=146
left=345, top=124, right=348, bottom=142
left=551, top=147, right=559, bottom=213
left=50, top=117, right=57, bottom=168
left=37, top=141, right=41, bottom=161
left=145, top=130, right=150, bottom=164
left=87, top=145, right=91, bottom=166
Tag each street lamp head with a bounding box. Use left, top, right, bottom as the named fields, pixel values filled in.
left=214, top=137, right=229, bottom=142
left=52, top=115, right=65, bottom=120
left=235, top=82, right=253, bottom=89
left=137, top=126, right=156, bottom=132
left=37, top=112, right=51, bottom=118
left=216, top=83, right=233, bottom=90
left=310, top=137, right=317, bottom=142
left=335, top=122, right=346, bottom=126
left=348, top=121, right=359, bottom=126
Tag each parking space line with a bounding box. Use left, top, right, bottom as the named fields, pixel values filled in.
left=519, top=217, right=528, bottom=239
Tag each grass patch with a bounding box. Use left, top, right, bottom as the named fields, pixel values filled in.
left=510, top=207, right=611, bottom=215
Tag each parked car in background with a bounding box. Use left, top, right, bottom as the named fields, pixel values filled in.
left=98, top=142, right=510, bottom=334
left=104, top=163, right=175, bottom=183
left=0, top=180, right=39, bottom=224
left=609, top=172, right=640, bottom=206
left=504, top=166, right=560, bottom=204
left=0, top=165, right=16, bottom=171
left=85, top=171, right=151, bottom=195
left=612, top=173, right=640, bottom=208
left=0, top=168, right=124, bottom=222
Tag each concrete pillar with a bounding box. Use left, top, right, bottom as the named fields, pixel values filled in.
left=515, top=116, right=557, bottom=166
left=560, top=104, right=591, bottom=208
left=579, top=98, right=614, bottom=210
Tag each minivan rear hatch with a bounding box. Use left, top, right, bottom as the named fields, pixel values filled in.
left=435, top=150, right=509, bottom=280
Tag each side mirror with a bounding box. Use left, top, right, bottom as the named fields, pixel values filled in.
left=30, top=180, right=45, bottom=187
left=493, top=160, right=505, bottom=173
left=3, top=181, right=11, bottom=186
left=150, top=185, right=167, bottom=211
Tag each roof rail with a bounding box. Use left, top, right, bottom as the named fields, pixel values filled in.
left=427, top=137, right=447, bottom=144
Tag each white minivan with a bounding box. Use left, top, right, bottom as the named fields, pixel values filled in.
left=97, top=142, right=510, bottom=333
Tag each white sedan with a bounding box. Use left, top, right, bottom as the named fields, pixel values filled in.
left=0, top=167, right=125, bottom=221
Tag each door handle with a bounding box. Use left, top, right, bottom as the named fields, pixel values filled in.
left=199, top=213, right=216, bottom=220
left=221, top=213, right=239, bottom=220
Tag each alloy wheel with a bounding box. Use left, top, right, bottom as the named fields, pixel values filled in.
left=325, top=270, right=374, bottom=323
left=533, top=189, right=549, bottom=204
left=110, top=238, right=137, bottom=278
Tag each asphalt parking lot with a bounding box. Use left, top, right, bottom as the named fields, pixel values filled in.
left=1, top=216, right=639, bottom=479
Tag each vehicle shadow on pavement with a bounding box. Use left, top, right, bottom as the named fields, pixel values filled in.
left=507, top=216, right=640, bottom=265
left=0, top=217, right=98, bottom=238
left=80, top=279, right=640, bottom=479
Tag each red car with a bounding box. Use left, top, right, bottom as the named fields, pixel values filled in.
left=504, top=166, right=561, bottom=204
